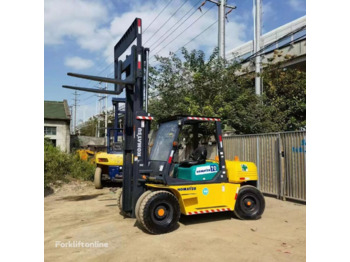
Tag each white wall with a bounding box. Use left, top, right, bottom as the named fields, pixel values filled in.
left=44, top=120, right=70, bottom=152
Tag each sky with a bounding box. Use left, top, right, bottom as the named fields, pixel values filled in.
left=44, top=0, right=306, bottom=124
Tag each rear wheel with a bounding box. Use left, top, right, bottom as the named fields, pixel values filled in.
left=234, top=185, right=265, bottom=220
left=138, top=190, right=180, bottom=234
left=94, top=167, right=102, bottom=189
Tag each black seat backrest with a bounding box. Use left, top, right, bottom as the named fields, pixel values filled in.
left=179, top=146, right=207, bottom=168
left=190, top=146, right=207, bottom=163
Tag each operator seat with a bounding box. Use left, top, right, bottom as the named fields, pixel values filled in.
left=179, top=146, right=207, bottom=168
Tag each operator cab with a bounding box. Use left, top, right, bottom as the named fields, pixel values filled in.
left=148, top=116, right=227, bottom=185
left=107, top=128, right=124, bottom=154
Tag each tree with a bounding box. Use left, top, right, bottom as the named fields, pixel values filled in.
left=148, top=47, right=306, bottom=134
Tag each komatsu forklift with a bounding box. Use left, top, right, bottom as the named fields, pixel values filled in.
left=63, top=18, right=265, bottom=234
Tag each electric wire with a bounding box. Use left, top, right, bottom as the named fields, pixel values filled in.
left=143, top=0, right=173, bottom=34
left=144, top=0, right=190, bottom=45
left=150, top=4, right=216, bottom=60
left=174, top=19, right=218, bottom=54
left=148, top=0, right=203, bottom=49
left=149, top=19, right=217, bottom=64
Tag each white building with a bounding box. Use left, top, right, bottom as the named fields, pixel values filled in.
left=44, top=100, right=71, bottom=152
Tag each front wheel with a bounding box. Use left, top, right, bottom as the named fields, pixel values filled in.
left=138, top=190, right=180, bottom=234
left=234, top=185, right=265, bottom=220
left=94, top=167, right=102, bottom=189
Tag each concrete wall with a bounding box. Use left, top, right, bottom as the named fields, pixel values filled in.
left=237, top=39, right=306, bottom=75
left=76, top=136, right=106, bottom=147
left=44, top=120, right=70, bottom=152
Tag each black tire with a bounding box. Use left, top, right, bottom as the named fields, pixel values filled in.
left=138, top=190, right=180, bottom=234
left=115, top=188, right=123, bottom=209
left=115, top=188, right=129, bottom=217
left=234, top=185, right=265, bottom=220
left=135, top=190, right=153, bottom=222
left=94, top=167, right=102, bottom=189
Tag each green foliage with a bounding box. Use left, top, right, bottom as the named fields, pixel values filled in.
left=261, top=62, right=306, bottom=131
left=44, top=138, right=95, bottom=188
left=78, top=110, right=119, bottom=137
left=149, top=48, right=306, bottom=134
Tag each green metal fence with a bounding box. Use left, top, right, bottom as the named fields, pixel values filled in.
left=223, top=131, right=306, bottom=202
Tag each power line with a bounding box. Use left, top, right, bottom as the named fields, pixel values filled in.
left=149, top=0, right=203, bottom=50
left=150, top=4, right=216, bottom=60
left=174, top=19, right=218, bottom=54
left=144, top=0, right=190, bottom=45
left=143, top=0, right=174, bottom=34
left=149, top=19, right=217, bottom=65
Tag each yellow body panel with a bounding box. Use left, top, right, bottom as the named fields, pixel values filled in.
left=95, top=151, right=123, bottom=166
left=146, top=183, right=240, bottom=215
left=145, top=159, right=258, bottom=215
left=226, top=160, right=258, bottom=183
left=76, top=149, right=96, bottom=163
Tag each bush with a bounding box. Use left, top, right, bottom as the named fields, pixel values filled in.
left=44, top=138, right=95, bottom=188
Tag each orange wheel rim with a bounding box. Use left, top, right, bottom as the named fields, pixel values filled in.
left=158, top=208, right=165, bottom=216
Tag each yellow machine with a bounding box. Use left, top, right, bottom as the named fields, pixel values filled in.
left=63, top=18, right=264, bottom=235
left=94, top=148, right=123, bottom=189
left=94, top=98, right=125, bottom=189
left=115, top=116, right=265, bottom=234
left=145, top=160, right=258, bottom=216
left=76, top=148, right=96, bottom=163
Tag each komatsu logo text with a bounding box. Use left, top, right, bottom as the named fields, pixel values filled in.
left=137, top=128, right=142, bottom=157
left=178, top=186, right=196, bottom=191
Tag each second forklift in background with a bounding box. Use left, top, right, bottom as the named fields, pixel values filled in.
left=94, top=98, right=125, bottom=189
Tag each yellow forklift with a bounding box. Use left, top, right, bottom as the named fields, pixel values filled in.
left=63, top=18, right=265, bottom=234
left=94, top=98, right=125, bottom=189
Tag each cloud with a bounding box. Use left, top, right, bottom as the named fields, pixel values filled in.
left=288, top=0, right=306, bottom=12
left=262, top=1, right=275, bottom=18
left=44, top=0, right=109, bottom=48
left=108, top=2, right=246, bottom=61
left=46, top=0, right=247, bottom=66
left=64, top=56, right=94, bottom=69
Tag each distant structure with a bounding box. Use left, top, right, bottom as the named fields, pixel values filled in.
left=227, top=16, right=306, bottom=73
left=44, top=100, right=71, bottom=152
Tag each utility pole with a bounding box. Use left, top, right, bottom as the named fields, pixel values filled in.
left=73, top=91, right=80, bottom=135
left=69, top=106, right=73, bottom=134
left=201, top=0, right=236, bottom=59
left=219, top=0, right=225, bottom=59
left=254, top=0, right=262, bottom=95
left=104, top=80, right=108, bottom=146
left=97, top=82, right=102, bottom=137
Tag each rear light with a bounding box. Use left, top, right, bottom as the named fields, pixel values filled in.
left=98, top=158, right=108, bottom=162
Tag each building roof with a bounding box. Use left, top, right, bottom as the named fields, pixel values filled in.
left=44, top=100, right=71, bottom=121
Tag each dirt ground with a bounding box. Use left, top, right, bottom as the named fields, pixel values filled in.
left=44, top=181, right=306, bottom=262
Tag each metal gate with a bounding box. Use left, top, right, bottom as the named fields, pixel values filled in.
left=223, top=131, right=306, bottom=202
